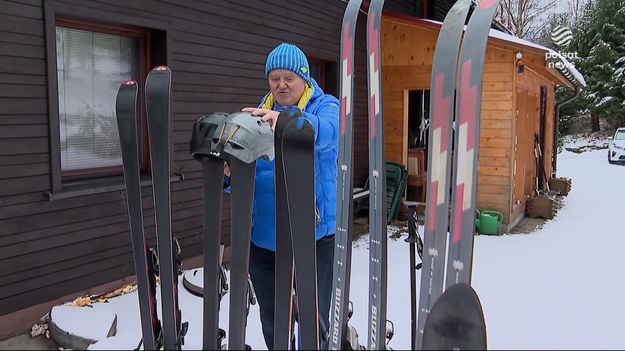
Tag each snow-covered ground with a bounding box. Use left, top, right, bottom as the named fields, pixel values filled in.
left=48, top=136, right=625, bottom=350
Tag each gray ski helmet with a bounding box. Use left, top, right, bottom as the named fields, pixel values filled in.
left=190, top=112, right=229, bottom=160
left=211, top=111, right=275, bottom=163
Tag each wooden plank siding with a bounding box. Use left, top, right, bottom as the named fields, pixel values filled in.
left=381, top=17, right=437, bottom=164
left=509, top=57, right=557, bottom=226
left=429, top=0, right=458, bottom=21
left=0, top=0, right=375, bottom=320
left=478, top=46, right=515, bottom=222
left=0, top=0, right=434, bottom=325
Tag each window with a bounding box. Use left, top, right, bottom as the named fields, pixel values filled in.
left=44, top=2, right=170, bottom=199
left=55, top=19, right=149, bottom=180
left=309, top=59, right=325, bottom=87
left=309, top=58, right=338, bottom=97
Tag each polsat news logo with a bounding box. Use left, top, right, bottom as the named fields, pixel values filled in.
left=546, top=25, right=578, bottom=69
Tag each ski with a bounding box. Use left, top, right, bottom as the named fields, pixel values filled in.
left=225, top=156, right=255, bottom=350
left=282, top=108, right=320, bottom=350
left=366, top=0, right=393, bottom=349
left=209, top=112, right=270, bottom=351
left=417, top=0, right=471, bottom=348
left=190, top=112, right=230, bottom=350
left=446, top=0, right=501, bottom=288
left=274, top=109, right=296, bottom=350
left=145, top=66, right=187, bottom=350
left=329, top=0, right=363, bottom=349
left=115, top=80, right=162, bottom=351
left=421, top=282, right=486, bottom=350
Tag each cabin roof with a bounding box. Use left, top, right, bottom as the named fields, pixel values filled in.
left=383, top=13, right=586, bottom=88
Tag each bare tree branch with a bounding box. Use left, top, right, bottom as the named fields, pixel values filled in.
left=496, top=0, right=560, bottom=39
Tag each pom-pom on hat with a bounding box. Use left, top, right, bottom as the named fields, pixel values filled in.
left=264, top=43, right=310, bottom=82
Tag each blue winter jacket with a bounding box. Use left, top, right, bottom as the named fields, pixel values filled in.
left=251, top=78, right=339, bottom=252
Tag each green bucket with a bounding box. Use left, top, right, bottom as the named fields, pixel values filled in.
left=476, top=210, right=503, bottom=235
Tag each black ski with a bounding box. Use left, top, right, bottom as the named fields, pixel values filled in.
left=366, top=0, right=392, bottom=349
left=115, top=80, right=162, bottom=351
left=145, top=66, right=187, bottom=350
left=421, top=282, right=486, bottom=350
left=418, top=0, right=471, bottom=348
left=274, top=109, right=297, bottom=350
left=281, top=108, right=320, bottom=350
left=190, top=112, right=230, bottom=350
left=206, top=112, right=264, bottom=351
left=446, top=0, right=501, bottom=288
left=329, top=0, right=363, bottom=349
left=225, top=156, right=256, bottom=351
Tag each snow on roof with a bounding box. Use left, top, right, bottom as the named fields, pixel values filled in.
left=489, top=30, right=587, bottom=87
left=418, top=18, right=587, bottom=87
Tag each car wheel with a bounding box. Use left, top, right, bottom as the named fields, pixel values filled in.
left=608, top=149, right=616, bottom=164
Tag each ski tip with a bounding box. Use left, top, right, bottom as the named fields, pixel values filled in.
left=152, top=65, right=171, bottom=72
left=122, top=80, right=137, bottom=85
left=422, top=282, right=487, bottom=350
left=479, top=0, right=499, bottom=9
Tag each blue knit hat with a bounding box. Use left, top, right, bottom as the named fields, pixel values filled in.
left=264, top=43, right=310, bottom=82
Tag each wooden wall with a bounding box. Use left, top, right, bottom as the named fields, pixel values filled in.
left=478, top=46, right=515, bottom=223
left=0, top=0, right=354, bottom=321
left=510, top=54, right=556, bottom=225
left=381, top=18, right=438, bottom=164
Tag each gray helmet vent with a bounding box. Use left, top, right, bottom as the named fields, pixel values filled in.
left=210, top=111, right=275, bottom=163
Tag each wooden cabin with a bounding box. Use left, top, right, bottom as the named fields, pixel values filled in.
left=380, top=14, right=584, bottom=230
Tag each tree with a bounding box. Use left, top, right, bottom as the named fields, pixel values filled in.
left=495, top=0, right=558, bottom=40
left=534, top=12, right=572, bottom=48
left=565, top=0, right=588, bottom=24
left=568, top=0, right=625, bottom=129
left=533, top=0, right=589, bottom=47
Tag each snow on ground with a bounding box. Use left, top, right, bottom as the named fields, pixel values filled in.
left=48, top=135, right=625, bottom=350
left=473, top=147, right=625, bottom=350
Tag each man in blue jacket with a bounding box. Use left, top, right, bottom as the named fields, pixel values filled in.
left=241, top=42, right=339, bottom=349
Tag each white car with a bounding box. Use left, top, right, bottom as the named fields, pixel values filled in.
left=608, top=127, right=625, bottom=164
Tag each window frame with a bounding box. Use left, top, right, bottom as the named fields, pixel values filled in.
left=55, top=18, right=151, bottom=181
left=44, top=2, right=172, bottom=199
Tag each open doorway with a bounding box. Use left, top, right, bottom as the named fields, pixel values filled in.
left=408, top=89, right=430, bottom=148
left=406, top=89, right=430, bottom=202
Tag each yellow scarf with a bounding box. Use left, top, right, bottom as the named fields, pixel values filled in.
left=261, top=83, right=314, bottom=111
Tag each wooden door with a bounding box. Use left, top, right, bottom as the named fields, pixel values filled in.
left=512, top=90, right=539, bottom=212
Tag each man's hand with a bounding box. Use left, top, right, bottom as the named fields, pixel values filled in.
left=241, top=107, right=279, bottom=131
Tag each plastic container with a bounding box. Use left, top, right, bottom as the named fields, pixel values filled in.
left=476, top=209, right=503, bottom=235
